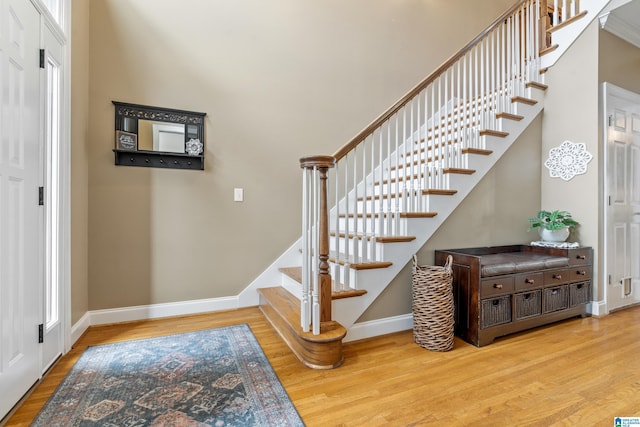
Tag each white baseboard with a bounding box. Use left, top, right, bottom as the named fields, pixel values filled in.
left=89, top=296, right=240, bottom=326
left=588, top=300, right=607, bottom=316
left=70, top=297, right=413, bottom=347
left=68, top=296, right=241, bottom=346
left=344, top=313, right=413, bottom=342
left=70, top=311, right=91, bottom=347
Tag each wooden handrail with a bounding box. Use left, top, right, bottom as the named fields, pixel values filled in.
left=332, top=0, right=529, bottom=161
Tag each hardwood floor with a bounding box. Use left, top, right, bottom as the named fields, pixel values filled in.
left=5, top=305, right=640, bottom=426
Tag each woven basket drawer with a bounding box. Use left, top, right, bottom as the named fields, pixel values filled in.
left=514, top=290, right=542, bottom=320
left=543, top=285, right=568, bottom=313
left=570, top=281, right=591, bottom=307
left=481, top=295, right=512, bottom=329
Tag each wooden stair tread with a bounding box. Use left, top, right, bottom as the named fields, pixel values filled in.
left=330, top=232, right=416, bottom=244
left=332, top=289, right=368, bottom=299
left=369, top=169, right=474, bottom=192
left=329, top=257, right=394, bottom=270
left=258, top=286, right=346, bottom=369
left=423, top=188, right=457, bottom=195
left=400, top=212, right=438, bottom=218
left=479, top=129, right=508, bottom=138
left=512, top=96, right=538, bottom=106
left=279, top=266, right=302, bottom=284
left=461, top=147, right=492, bottom=156
left=495, top=112, right=524, bottom=121
left=279, top=266, right=369, bottom=299
left=443, top=167, right=475, bottom=175
left=259, top=287, right=345, bottom=340
left=540, top=43, right=559, bottom=56
left=339, top=211, right=438, bottom=219
left=548, top=10, right=588, bottom=34
left=525, top=81, right=548, bottom=91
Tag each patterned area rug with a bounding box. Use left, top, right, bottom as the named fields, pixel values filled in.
left=32, top=324, right=304, bottom=426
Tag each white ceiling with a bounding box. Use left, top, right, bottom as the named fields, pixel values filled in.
left=600, top=0, right=640, bottom=48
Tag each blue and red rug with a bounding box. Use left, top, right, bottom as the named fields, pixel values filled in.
left=32, top=324, right=304, bottom=426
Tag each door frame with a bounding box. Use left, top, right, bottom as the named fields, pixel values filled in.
left=31, top=0, right=71, bottom=356
left=602, top=82, right=640, bottom=314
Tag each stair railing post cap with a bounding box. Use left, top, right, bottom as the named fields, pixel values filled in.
left=300, top=155, right=336, bottom=169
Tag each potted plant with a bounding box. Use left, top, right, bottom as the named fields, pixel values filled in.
left=528, top=210, right=579, bottom=242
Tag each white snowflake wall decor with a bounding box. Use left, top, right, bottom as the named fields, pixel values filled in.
left=544, top=140, right=593, bottom=181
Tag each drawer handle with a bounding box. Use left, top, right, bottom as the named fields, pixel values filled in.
left=576, top=255, right=586, bottom=260
left=525, top=278, right=535, bottom=284
left=553, top=274, right=562, bottom=280
left=576, top=270, right=587, bottom=276
left=494, top=284, right=503, bottom=289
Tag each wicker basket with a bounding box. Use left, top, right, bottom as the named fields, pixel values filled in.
left=412, top=254, right=455, bottom=352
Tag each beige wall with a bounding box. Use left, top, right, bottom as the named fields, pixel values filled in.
left=85, top=0, right=518, bottom=311
left=71, top=0, right=90, bottom=324
left=599, top=30, right=640, bottom=95
left=539, top=23, right=600, bottom=298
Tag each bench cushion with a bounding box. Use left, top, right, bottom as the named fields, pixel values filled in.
left=480, top=253, right=569, bottom=277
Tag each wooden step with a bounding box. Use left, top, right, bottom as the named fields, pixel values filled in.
left=495, top=112, right=524, bottom=121
left=279, top=266, right=302, bottom=283
left=462, top=147, right=492, bottom=156
left=279, top=266, right=368, bottom=299
left=258, top=286, right=346, bottom=369
left=330, top=231, right=416, bottom=244
left=399, top=211, right=438, bottom=219
left=479, top=129, right=509, bottom=138
left=329, top=258, right=393, bottom=270
left=400, top=136, right=496, bottom=162
left=511, top=96, right=538, bottom=106
left=338, top=211, right=437, bottom=219
left=525, top=81, right=548, bottom=91
left=540, top=43, right=558, bottom=56
left=548, top=10, right=588, bottom=34
left=444, top=167, right=475, bottom=175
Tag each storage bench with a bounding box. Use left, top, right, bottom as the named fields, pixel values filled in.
left=434, top=245, right=592, bottom=346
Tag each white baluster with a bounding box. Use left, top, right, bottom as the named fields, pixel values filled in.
left=392, top=114, right=400, bottom=236
left=311, top=168, right=319, bottom=334
left=301, top=169, right=309, bottom=332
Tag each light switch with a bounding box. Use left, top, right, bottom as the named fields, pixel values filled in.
left=234, top=188, right=244, bottom=202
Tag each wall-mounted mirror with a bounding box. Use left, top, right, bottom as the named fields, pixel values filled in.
left=112, top=101, right=206, bottom=170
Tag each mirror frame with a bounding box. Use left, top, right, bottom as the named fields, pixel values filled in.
left=112, top=101, right=207, bottom=170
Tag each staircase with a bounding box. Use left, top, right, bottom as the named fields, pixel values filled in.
left=250, top=0, right=613, bottom=369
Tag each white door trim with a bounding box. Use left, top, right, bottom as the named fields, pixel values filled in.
left=602, top=82, right=640, bottom=314
left=32, top=0, right=70, bottom=355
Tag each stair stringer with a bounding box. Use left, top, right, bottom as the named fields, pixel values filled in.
left=333, top=101, right=544, bottom=336
left=541, top=0, right=615, bottom=69
left=238, top=238, right=304, bottom=307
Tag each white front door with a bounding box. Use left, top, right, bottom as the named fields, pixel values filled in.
left=603, top=83, right=640, bottom=313
left=0, top=0, right=42, bottom=419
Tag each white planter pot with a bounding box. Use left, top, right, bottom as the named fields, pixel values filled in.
left=539, top=227, right=570, bottom=242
